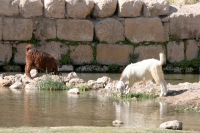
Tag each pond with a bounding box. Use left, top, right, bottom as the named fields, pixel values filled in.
left=0, top=73, right=199, bottom=131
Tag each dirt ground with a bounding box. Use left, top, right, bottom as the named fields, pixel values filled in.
left=130, top=81, right=200, bottom=107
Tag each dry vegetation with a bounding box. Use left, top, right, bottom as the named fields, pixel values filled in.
left=167, top=0, right=199, bottom=5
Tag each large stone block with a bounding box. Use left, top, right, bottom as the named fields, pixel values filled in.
left=186, top=40, right=199, bottom=60
left=118, top=0, right=143, bottom=18
left=20, top=0, right=43, bottom=18
left=163, top=23, right=169, bottom=41
left=0, top=43, right=12, bottom=66
left=14, top=43, right=27, bottom=65
left=33, top=18, right=56, bottom=40
left=170, top=4, right=200, bottom=39
left=125, top=17, right=165, bottom=43
left=66, top=0, right=94, bottom=19
left=44, top=0, right=65, bottom=18
left=57, top=19, right=93, bottom=41
left=143, top=0, right=169, bottom=17
left=134, top=45, right=165, bottom=61
left=95, top=18, right=125, bottom=43
left=93, top=0, right=117, bottom=18
left=38, top=41, right=68, bottom=60
left=3, top=18, right=33, bottom=41
left=167, top=41, right=184, bottom=63
left=96, top=44, right=134, bottom=65
left=70, top=45, right=93, bottom=65
left=0, top=18, right=2, bottom=40
left=0, top=0, right=19, bottom=16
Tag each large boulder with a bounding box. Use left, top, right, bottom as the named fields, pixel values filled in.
left=70, top=45, right=94, bottom=65
left=186, top=40, right=199, bottom=60
left=169, top=3, right=200, bottom=39
left=44, top=0, right=65, bottom=18
left=143, top=0, right=169, bottom=17
left=0, top=44, right=12, bottom=66
left=66, top=0, right=94, bottom=19
left=9, top=81, right=24, bottom=89
left=0, top=79, right=12, bottom=87
left=14, top=43, right=27, bottom=65
left=96, top=44, right=134, bottom=65
left=19, top=0, right=43, bottom=18
left=0, top=17, right=2, bottom=40
left=167, top=41, right=184, bottom=63
left=3, top=18, right=33, bottom=41
left=95, top=18, right=125, bottom=43
left=57, top=19, right=93, bottom=41
left=118, top=0, right=143, bottom=18
left=0, top=0, right=19, bottom=16
left=160, top=120, right=182, bottom=130
left=33, top=18, right=56, bottom=40
left=125, top=17, right=165, bottom=43
left=93, top=0, right=117, bottom=18
left=134, top=45, right=165, bottom=61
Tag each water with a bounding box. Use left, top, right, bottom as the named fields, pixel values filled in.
left=0, top=73, right=200, bottom=131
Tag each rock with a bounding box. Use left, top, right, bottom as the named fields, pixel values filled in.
left=134, top=45, right=165, bottom=61
left=30, top=69, right=38, bottom=78
left=66, top=0, right=94, bottom=19
left=112, top=120, right=123, bottom=126
left=19, top=0, right=43, bottom=18
left=4, top=75, right=15, bottom=84
left=3, top=18, right=33, bottom=41
left=143, top=0, right=169, bottom=17
left=33, top=18, right=57, bottom=40
left=96, top=76, right=111, bottom=86
left=67, top=72, right=79, bottom=80
left=160, top=120, right=182, bottom=130
left=125, top=17, right=165, bottom=43
left=95, top=18, right=125, bottom=43
left=22, top=74, right=33, bottom=83
left=0, top=44, right=12, bottom=66
left=69, top=78, right=85, bottom=86
left=0, top=79, right=12, bottom=87
left=24, top=82, right=38, bottom=90
left=14, top=43, right=27, bottom=64
left=167, top=41, right=184, bottom=63
left=163, top=22, right=170, bottom=41
left=93, top=0, right=117, bottom=18
left=14, top=74, right=23, bottom=82
left=96, top=44, right=133, bottom=65
left=67, top=88, right=80, bottom=94
left=44, top=0, right=65, bottom=18
left=118, top=0, right=143, bottom=17
left=70, top=45, right=94, bottom=65
left=0, top=0, right=19, bottom=17
left=2, top=65, right=21, bottom=72
left=57, top=19, right=93, bottom=41
left=59, top=65, right=74, bottom=72
left=169, top=3, right=200, bottom=39
left=186, top=40, right=199, bottom=60
left=75, top=65, right=108, bottom=72
left=9, top=81, right=24, bottom=89
left=0, top=18, right=2, bottom=40
left=0, top=73, right=5, bottom=79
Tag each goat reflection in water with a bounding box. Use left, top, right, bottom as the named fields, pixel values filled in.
left=113, top=101, right=169, bottom=127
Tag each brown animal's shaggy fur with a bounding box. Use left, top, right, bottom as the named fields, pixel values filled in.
left=25, top=44, right=60, bottom=79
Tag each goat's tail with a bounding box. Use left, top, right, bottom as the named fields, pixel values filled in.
left=159, top=53, right=166, bottom=65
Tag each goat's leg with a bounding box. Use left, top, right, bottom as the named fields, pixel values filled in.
left=25, top=64, right=32, bottom=79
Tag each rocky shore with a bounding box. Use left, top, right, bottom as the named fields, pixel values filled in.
left=0, top=70, right=199, bottom=108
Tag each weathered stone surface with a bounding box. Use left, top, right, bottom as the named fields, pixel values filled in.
left=0, top=44, right=12, bottom=66
left=125, top=17, right=165, bottom=43
left=33, top=18, right=56, bottom=40
left=0, top=17, right=2, bottom=40
left=160, top=120, right=182, bottom=130
left=96, top=44, right=134, bottom=65
left=134, top=45, right=165, bottom=61
left=169, top=3, right=200, bottom=39
left=0, top=0, right=19, bottom=16
left=70, top=45, right=93, bottom=65
left=75, top=65, right=108, bottom=72
left=66, top=0, right=94, bottom=19
left=167, top=41, right=184, bottom=63
left=67, top=88, right=80, bottom=94
left=143, top=0, right=169, bottom=17
left=0, top=79, right=12, bottom=87
left=3, top=18, right=33, bottom=41
left=20, top=0, right=43, bottom=18
left=93, top=0, right=117, bottom=18
left=95, top=18, right=125, bottom=43
left=44, top=0, right=65, bottom=18
left=9, top=81, right=23, bottom=89
left=14, top=43, right=27, bottom=65
left=59, top=65, right=74, bottom=72
left=163, top=23, right=169, bottom=41
left=2, top=65, right=21, bottom=72
left=118, top=0, right=143, bottom=18
left=186, top=40, right=199, bottom=60
left=57, top=19, right=93, bottom=41
left=30, top=69, right=38, bottom=78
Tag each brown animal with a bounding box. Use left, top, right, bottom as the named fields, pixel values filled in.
left=25, top=44, right=60, bottom=79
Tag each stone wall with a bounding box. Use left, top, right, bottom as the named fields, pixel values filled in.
left=0, top=0, right=199, bottom=73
